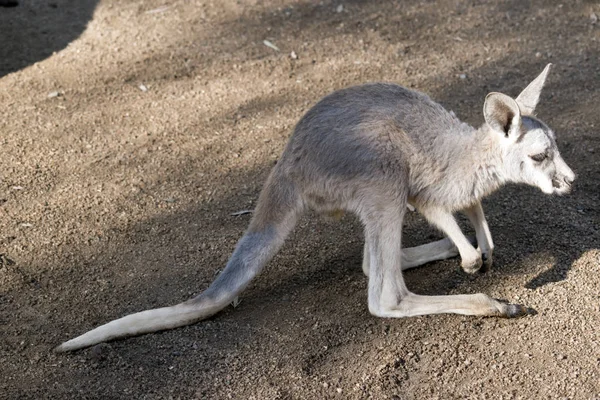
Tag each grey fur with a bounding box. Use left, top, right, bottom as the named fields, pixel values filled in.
left=56, top=64, right=575, bottom=352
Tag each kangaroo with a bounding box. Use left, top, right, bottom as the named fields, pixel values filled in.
left=56, top=64, right=575, bottom=352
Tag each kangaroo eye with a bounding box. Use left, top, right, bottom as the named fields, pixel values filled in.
left=530, top=153, right=547, bottom=162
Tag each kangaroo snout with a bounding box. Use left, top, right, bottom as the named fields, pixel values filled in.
left=552, top=174, right=575, bottom=194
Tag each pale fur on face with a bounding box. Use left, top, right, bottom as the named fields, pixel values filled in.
left=499, top=116, right=575, bottom=195
left=483, top=64, right=575, bottom=197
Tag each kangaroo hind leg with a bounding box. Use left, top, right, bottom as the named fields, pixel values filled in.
left=363, top=202, right=527, bottom=319
left=363, top=237, right=461, bottom=276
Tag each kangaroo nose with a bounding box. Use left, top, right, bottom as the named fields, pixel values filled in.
left=563, top=176, right=574, bottom=187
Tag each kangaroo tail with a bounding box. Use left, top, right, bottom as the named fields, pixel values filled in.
left=55, top=171, right=302, bottom=352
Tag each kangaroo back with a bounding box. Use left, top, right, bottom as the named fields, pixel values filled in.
left=55, top=169, right=302, bottom=352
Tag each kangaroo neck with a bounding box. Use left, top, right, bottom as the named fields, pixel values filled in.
left=464, top=125, right=507, bottom=200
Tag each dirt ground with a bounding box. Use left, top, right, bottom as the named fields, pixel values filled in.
left=1, top=0, right=599, bottom=398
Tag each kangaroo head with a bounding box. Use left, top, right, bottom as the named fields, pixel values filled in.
left=483, top=64, right=575, bottom=195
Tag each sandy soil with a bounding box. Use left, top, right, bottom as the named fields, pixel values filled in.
left=1, top=0, right=599, bottom=398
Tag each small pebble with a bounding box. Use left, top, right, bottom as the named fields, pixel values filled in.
left=263, top=40, right=280, bottom=52
left=459, top=74, right=467, bottom=79
left=336, top=4, right=343, bottom=13
left=47, top=91, right=60, bottom=98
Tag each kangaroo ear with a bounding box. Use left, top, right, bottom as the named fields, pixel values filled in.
left=515, top=63, right=551, bottom=115
left=484, top=92, right=522, bottom=138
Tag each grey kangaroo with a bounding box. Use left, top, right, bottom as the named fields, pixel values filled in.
left=56, top=64, right=575, bottom=352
